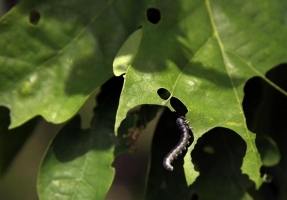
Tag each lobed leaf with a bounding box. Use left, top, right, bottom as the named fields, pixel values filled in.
left=114, top=0, right=287, bottom=188
left=0, top=0, right=144, bottom=128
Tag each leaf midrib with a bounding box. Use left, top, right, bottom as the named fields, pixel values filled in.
left=205, top=0, right=259, bottom=163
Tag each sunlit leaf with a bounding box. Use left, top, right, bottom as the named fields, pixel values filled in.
left=114, top=0, right=287, bottom=188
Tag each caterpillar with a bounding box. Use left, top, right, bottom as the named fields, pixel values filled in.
left=163, top=116, right=191, bottom=171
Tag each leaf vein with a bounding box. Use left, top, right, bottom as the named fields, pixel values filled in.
left=205, top=0, right=259, bottom=167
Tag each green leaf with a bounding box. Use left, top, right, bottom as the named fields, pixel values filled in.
left=113, top=29, right=142, bottom=76
left=37, top=77, right=159, bottom=200
left=38, top=115, right=115, bottom=200
left=114, top=0, right=287, bottom=188
left=37, top=77, right=124, bottom=200
left=0, top=0, right=145, bottom=128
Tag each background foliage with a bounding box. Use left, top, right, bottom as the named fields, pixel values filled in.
left=0, top=0, right=286, bottom=199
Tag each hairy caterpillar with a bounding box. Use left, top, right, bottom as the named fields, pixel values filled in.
left=163, top=116, right=191, bottom=171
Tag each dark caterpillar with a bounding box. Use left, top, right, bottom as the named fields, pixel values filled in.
left=163, top=116, right=191, bottom=171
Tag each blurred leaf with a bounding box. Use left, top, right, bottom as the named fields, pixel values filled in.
left=37, top=76, right=160, bottom=200
left=256, top=136, right=280, bottom=167
left=114, top=0, right=287, bottom=187
left=115, top=104, right=160, bottom=155
left=38, top=115, right=116, bottom=200
left=0, top=107, right=39, bottom=180
left=0, top=0, right=145, bottom=128
left=37, top=77, right=124, bottom=200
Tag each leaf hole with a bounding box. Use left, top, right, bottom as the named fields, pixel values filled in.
left=170, top=97, right=188, bottom=116
left=243, top=63, right=287, bottom=133
left=192, top=127, right=246, bottom=172
left=29, top=10, right=41, bottom=25
left=266, top=63, right=287, bottom=92
left=157, top=88, right=171, bottom=100
left=146, top=8, right=161, bottom=24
